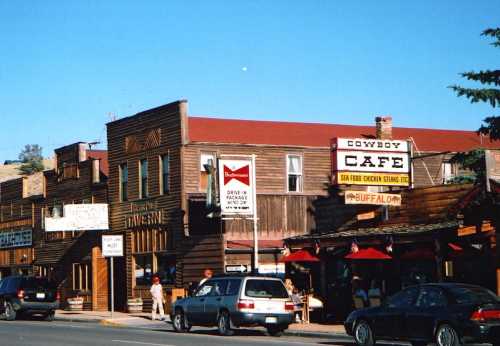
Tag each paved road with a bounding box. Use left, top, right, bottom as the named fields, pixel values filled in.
left=0, top=319, right=354, bottom=346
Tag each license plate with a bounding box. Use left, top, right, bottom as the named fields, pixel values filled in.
left=36, top=293, right=45, bottom=299
left=265, top=317, right=277, bottom=324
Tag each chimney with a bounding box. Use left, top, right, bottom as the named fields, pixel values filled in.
left=375, top=116, right=392, bottom=140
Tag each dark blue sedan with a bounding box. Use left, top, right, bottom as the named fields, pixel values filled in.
left=345, top=283, right=500, bottom=346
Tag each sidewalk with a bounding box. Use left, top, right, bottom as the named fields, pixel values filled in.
left=55, top=310, right=348, bottom=338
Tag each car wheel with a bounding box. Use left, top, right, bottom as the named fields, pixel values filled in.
left=172, top=310, right=189, bottom=333
left=267, top=325, right=284, bottom=337
left=4, top=302, right=16, bottom=321
left=436, top=324, right=460, bottom=346
left=353, top=320, right=375, bottom=346
left=45, top=311, right=55, bottom=322
left=217, top=310, right=233, bottom=336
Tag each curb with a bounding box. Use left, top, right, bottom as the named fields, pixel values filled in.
left=284, top=329, right=351, bottom=339
left=55, top=317, right=102, bottom=324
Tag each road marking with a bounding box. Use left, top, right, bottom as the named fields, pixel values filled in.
left=112, top=340, right=175, bottom=346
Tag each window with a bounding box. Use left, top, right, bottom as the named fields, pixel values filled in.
left=386, top=287, right=419, bottom=308
left=159, top=154, right=169, bottom=195
left=135, top=254, right=152, bottom=286
left=416, top=287, right=448, bottom=308
left=200, top=153, right=215, bottom=191
left=244, top=279, right=289, bottom=298
left=139, top=159, right=148, bottom=199
left=226, top=279, right=242, bottom=296
left=119, top=163, right=128, bottom=202
left=442, top=162, right=456, bottom=184
left=287, top=154, right=303, bottom=192
left=209, top=280, right=228, bottom=296
left=157, top=254, right=176, bottom=285
left=73, top=263, right=91, bottom=291
left=196, top=282, right=215, bottom=297
left=449, top=286, right=499, bottom=305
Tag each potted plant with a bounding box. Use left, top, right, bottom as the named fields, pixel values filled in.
left=127, top=297, right=143, bottom=313
left=67, top=296, right=84, bottom=311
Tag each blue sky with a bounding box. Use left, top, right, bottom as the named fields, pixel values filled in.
left=0, top=1, right=498, bottom=161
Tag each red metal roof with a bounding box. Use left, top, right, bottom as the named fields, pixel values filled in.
left=86, top=150, right=108, bottom=176
left=188, top=117, right=500, bottom=152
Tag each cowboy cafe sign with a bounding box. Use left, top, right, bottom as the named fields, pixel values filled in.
left=218, top=159, right=254, bottom=215
left=331, top=138, right=411, bottom=187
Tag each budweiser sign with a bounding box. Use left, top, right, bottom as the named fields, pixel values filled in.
left=218, top=159, right=254, bottom=215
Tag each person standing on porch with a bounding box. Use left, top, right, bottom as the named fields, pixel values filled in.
left=150, top=275, right=165, bottom=321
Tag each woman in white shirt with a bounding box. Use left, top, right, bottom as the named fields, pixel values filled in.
left=150, top=275, right=164, bottom=321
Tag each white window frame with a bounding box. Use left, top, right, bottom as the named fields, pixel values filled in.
left=286, top=154, right=303, bottom=193
left=442, top=162, right=456, bottom=184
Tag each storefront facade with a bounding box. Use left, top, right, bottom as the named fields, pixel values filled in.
left=106, top=99, right=500, bottom=310
left=0, top=174, right=42, bottom=278
left=34, top=143, right=109, bottom=311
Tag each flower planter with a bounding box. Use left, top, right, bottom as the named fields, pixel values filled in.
left=67, top=298, right=84, bottom=311
left=127, top=299, right=143, bottom=313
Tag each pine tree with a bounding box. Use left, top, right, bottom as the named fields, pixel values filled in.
left=450, top=28, right=500, bottom=140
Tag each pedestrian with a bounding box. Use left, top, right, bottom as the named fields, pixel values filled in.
left=284, top=278, right=295, bottom=296
left=198, top=268, right=213, bottom=287
left=150, top=275, right=165, bottom=321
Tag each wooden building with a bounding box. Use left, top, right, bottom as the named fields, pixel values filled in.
left=0, top=173, right=44, bottom=278
left=34, top=143, right=109, bottom=311
left=106, top=99, right=499, bottom=308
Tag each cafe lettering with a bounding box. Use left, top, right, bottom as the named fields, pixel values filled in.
left=334, top=151, right=410, bottom=173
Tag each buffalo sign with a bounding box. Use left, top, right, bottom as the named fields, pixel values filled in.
left=218, top=159, right=254, bottom=215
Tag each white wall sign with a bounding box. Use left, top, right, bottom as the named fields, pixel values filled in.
left=102, top=235, right=124, bottom=257
left=0, top=229, right=32, bottom=249
left=333, top=151, right=410, bottom=173
left=45, top=203, right=109, bottom=232
left=345, top=190, right=402, bottom=206
left=257, top=263, right=285, bottom=275
left=218, top=159, right=254, bottom=215
left=334, top=138, right=409, bottom=152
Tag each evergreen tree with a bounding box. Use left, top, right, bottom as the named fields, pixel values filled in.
left=450, top=28, right=500, bottom=140
left=18, top=144, right=44, bottom=175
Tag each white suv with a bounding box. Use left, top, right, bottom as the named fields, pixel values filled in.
left=171, top=275, right=294, bottom=336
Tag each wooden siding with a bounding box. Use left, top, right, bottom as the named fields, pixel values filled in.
left=311, top=183, right=475, bottom=235
left=36, top=143, right=109, bottom=311
left=107, top=101, right=185, bottom=298
left=183, top=144, right=330, bottom=195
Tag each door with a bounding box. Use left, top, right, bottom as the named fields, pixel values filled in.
left=373, top=286, right=419, bottom=340
left=406, top=286, right=448, bottom=341
left=203, top=280, right=228, bottom=324
left=185, top=281, right=214, bottom=325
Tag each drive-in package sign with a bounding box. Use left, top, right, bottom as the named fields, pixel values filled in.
left=218, top=159, right=254, bottom=215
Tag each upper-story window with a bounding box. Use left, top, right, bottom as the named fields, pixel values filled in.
left=200, top=153, right=215, bottom=191
left=442, top=162, right=456, bottom=184
left=139, top=159, right=149, bottom=199
left=119, top=163, right=128, bottom=202
left=159, top=154, right=170, bottom=195
left=287, top=154, right=303, bottom=192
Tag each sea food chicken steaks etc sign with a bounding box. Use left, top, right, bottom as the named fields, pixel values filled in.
left=218, top=159, right=254, bottom=215
left=331, top=138, right=411, bottom=186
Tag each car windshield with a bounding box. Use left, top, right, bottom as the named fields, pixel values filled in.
left=22, top=277, right=56, bottom=290
left=244, top=279, right=288, bottom=298
left=449, top=286, right=499, bottom=305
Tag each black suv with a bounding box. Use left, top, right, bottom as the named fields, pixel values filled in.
left=0, top=276, right=59, bottom=320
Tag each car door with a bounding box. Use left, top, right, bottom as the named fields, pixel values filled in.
left=373, top=286, right=419, bottom=340
left=185, top=281, right=214, bottom=325
left=0, top=278, right=8, bottom=314
left=406, top=286, right=448, bottom=341
left=203, top=280, right=228, bottom=324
